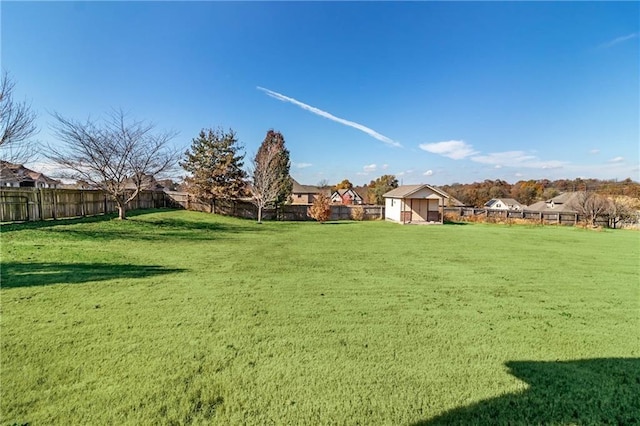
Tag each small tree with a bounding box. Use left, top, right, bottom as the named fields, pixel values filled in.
left=350, top=205, right=364, bottom=221
left=317, top=179, right=331, bottom=190
left=368, top=174, right=398, bottom=205
left=251, top=141, right=281, bottom=223
left=307, top=192, right=331, bottom=223
left=569, top=191, right=613, bottom=227
left=609, top=195, right=639, bottom=228
left=47, top=109, right=179, bottom=220
left=250, top=130, right=292, bottom=222
left=334, top=179, right=353, bottom=190
left=180, top=128, right=246, bottom=214
left=0, top=71, right=38, bottom=164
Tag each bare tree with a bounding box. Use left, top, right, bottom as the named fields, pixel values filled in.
left=569, top=191, right=613, bottom=227
left=47, top=109, right=180, bottom=220
left=250, top=141, right=282, bottom=223
left=609, top=195, right=639, bottom=229
left=0, top=71, right=38, bottom=164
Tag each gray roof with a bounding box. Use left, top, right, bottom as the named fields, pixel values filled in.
left=383, top=184, right=449, bottom=199
left=526, top=192, right=580, bottom=212
left=292, top=179, right=324, bottom=194
left=485, top=198, right=525, bottom=208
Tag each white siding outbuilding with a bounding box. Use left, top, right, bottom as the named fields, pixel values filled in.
left=383, top=184, right=449, bottom=224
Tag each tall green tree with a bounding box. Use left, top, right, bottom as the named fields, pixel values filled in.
left=251, top=130, right=291, bottom=221
left=180, top=128, right=246, bottom=213
left=368, top=174, right=398, bottom=205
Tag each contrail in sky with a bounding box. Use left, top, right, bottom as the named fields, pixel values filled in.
left=257, top=86, right=401, bottom=148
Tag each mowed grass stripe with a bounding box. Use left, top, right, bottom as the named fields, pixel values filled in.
left=1, top=209, right=638, bottom=424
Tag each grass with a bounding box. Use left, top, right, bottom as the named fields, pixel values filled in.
left=1, top=209, right=639, bottom=425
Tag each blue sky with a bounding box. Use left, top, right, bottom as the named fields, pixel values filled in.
left=3, top=1, right=638, bottom=186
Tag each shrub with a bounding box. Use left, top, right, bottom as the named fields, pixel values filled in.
left=350, top=205, right=364, bottom=221
left=307, top=193, right=331, bottom=223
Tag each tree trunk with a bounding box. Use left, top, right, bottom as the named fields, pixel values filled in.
left=257, top=205, right=263, bottom=223
left=115, top=197, right=127, bottom=220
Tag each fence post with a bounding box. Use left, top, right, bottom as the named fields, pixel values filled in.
left=52, top=189, right=58, bottom=220
left=38, top=188, right=45, bottom=220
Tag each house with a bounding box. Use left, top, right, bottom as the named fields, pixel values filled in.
left=0, top=162, right=61, bottom=188
left=527, top=192, right=580, bottom=213
left=383, top=184, right=450, bottom=224
left=123, top=174, right=165, bottom=191
left=291, top=179, right=330, bottom=205
left=484, top=198, right=525, bottom=211
left=330, top=188, right=364, bottom=205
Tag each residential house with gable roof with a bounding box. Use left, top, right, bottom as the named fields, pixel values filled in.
left=330, top=188, right=364, bottom=205
left=0, top=161, right=61, bottom=188
left=484, top=198, right=526, bottom=211
left=290, top=179, right=330, bottom=205
left=527, top=192, right=580, bottom=213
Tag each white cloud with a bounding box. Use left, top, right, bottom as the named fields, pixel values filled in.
left=419, top=140, right=477, bottom=160
left=608, top=156, right=624, bottom=163
left=423, top=170, right=433, bottom=176
left=589, top=149, right=600, bottom=154
left=363, top=163, right=377, bottom=173
left=381, top=164, right=388, bottom=170
left=599, top=33, right=638, bottom=49
left=515, top=173, right=524, bottom=177
left=396, top=169, right=414, bottom=177
left=257, top=86, right=401, bottom=147
left=494, top=165, right=502, bottom=169
left=471, top=150, right=566, bottom=169
left=293, top=162, right=312, bottom=169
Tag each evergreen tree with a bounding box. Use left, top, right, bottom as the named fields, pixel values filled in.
left=180, top=128, right=246, bottom=213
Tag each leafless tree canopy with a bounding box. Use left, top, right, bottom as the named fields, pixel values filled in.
left=0, top=71, right=38, bottom=164
left=47, top=109, right=180, bottom=219
left=569, top=190, right=613, bottom=227
left=251, top=142, right=284, bottom=223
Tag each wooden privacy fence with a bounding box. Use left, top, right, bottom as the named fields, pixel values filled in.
left=443, top=207, right=612, bottom=227
left=1, top=188, right=622, bottom=228
left=164, top=192, right=385, bottom=221
left=0, top=188, right=172, bottom=223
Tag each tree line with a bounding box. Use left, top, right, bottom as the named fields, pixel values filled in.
left=441, top=178, right=640, bottom=207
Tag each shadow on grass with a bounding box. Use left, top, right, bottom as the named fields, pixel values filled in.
left=1, top=209, right=267, bottom=241
left=1, top=262, right=186, bottom=288
left=0, top=212, right=120, bottom=232
left=415, top=358, right=640, bottom=425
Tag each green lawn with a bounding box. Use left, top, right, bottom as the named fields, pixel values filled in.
left=1, top=210, right=639, bottom=425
